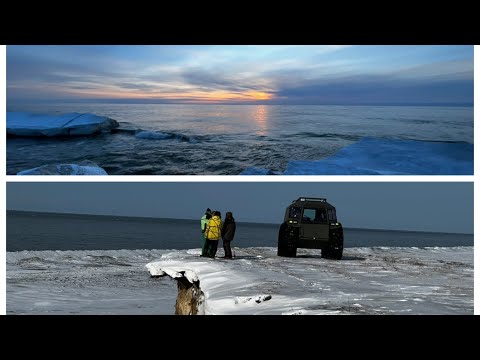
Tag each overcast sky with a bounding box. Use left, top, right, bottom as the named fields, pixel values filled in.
left=7, top=45, right=473, bottom=105
left=6, top=182, right=473, bottom=234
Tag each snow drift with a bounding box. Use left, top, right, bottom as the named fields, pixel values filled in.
left=147, top=246, right=473, bottom=315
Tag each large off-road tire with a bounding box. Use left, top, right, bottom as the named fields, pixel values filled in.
left=322, top=235, right=343, bottom=260
left=330, top=243, right=343, bottom=260
left=277, top=223, right=298, bottom=257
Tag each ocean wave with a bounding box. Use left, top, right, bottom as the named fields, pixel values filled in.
left=285, top=132, right=361, bottom=141
left=110, top=124, right=201, bottom=143
left=135, top=130, right=197, bottom=143
left=400, top=119, right=434, bottom=125
left=111, top=128, right=138, bottom=135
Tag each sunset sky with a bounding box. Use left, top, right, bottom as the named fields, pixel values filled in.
left=7, top=45, right=473, bottom=105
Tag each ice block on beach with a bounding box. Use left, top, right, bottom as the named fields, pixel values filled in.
left=7, top=112, right=119, bottom=137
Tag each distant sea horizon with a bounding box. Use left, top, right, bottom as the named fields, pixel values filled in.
left=7, top=101, right=474, bottom=107
left=6, top=209, right=473, bottom=236
left=7, top=99, right=475, bottom=108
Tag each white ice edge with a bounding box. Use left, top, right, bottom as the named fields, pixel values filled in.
left=146, top=246, right=473, bottom=315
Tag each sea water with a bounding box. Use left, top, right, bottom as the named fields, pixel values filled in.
left=6, top=104, right=473, bottom=174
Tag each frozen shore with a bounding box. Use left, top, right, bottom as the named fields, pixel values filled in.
left=147, top=246, right=473, bottom=315
left=6, top=246, right=473, bottom=314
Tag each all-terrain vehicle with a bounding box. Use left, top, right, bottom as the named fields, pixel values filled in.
left=277, top=197, right=344, bottom=260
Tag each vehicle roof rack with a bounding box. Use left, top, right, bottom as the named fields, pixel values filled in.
left=294, top=197, right=327, bottom=203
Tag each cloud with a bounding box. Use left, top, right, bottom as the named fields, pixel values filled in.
left=180, top=69, right=272, bottom=93
left=114, top=82, right=160, bottom=92
left=275, top=76, right=473, bottom=104
left=389, top=59, right=473, bottom=81
left=6, top=45, right=474, bottom=104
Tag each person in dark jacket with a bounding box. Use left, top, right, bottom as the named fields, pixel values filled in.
left=221, top=211, right=236, bottom=259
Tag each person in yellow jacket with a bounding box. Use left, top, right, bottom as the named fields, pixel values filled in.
left=205, top=211, right=223, bottom=258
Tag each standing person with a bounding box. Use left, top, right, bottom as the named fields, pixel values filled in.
left=205, top=211, right=222, bottom=258
left=221, top=212, right=236, bottom=259
left=200, top=208, right=212, bottom=257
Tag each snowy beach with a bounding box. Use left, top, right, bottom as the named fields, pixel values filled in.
left=6, top=246, right=473, bottom=315
left=148, top=246, right=473, bottom=315
left=6, top=249, right=177, bottom=315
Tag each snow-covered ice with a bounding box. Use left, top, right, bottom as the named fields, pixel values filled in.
left=147, top=246, right=473, bottom=315
left=6, top=249, right=177, bottom=314
left=17, top=161, right=108, bottom=175
left=7, top=112, right=119, bottom=137
left=7, top=247, right=473, bottom=315
left=241, top=138, right=473, bottom=175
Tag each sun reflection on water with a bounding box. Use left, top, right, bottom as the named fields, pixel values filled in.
left=252, top=105, right=269, bottom=136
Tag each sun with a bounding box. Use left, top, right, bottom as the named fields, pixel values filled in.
left=246, top=91, right=273, bottom=100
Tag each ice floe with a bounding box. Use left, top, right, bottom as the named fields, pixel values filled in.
left=7, top=112, right=119, bottom=137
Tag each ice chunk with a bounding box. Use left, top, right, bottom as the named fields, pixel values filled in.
left=284, top=138, right=473, bottom=175
left=7, top=112, right=119, bottom=137
left=17, top=161, right=108, bottom=175
left=135, top=130, right=195, bottom=142
left=240, top=138, right=473, bottom=175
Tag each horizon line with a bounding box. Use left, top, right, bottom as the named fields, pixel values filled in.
left=6, top=100, right=474, bottom=107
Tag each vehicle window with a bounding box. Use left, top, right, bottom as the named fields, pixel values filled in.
left=289, top=207, right=302, bottom=219
left=327, top=209, right=337, bottom=222
left=302, top=208, right=327, bottom=224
